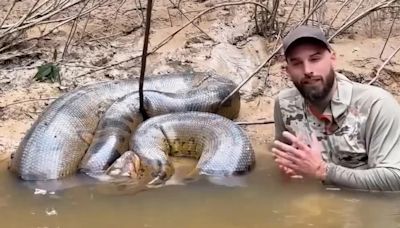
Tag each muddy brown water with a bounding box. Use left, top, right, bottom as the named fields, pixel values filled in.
left=0, top=148, right=400, bottom=228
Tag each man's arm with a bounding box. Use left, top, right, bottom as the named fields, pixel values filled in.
left=325, top=92, right=400, bottom=191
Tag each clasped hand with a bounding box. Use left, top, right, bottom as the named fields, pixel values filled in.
left=272, top=131, right=327, bottom=181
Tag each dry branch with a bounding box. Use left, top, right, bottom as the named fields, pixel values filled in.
left=2, top=0, right=41, bottom=36
left=0, top=0, right=87, bottom=40
left=167, top=0, right=215, bottom=42
left=0, top=98, right=58, bottom=110
left=0, top=3, right=103, bottom=53
left=281, top=0, right=300, bottom=36
left=62, top=0, right=91, bottom=59
left=368, top=45, right=400, bottom=85
left=327, top=0, right=351, bottom=35
left=328, top=0, right=397, bottom=41
left=338, top=0, right=365, bottom=29
left=29, top=0, right=54, bottom=20
left=236, top=120, right=275, bottom=125
left=379, top=16, right=396, bottom=59
left=0, top=0, right=17, bottom=30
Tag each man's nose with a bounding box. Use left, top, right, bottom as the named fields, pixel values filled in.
left=303, top=62, right=313, bottom=76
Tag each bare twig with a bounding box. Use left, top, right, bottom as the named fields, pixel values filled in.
left=219, top=46, right=282, bottom=106
left=2, top=0, right=41, bottom=35
left=0, top=0, right=87, bottom=40
left=86, top=32, right=124, bottom=42
left=254, top=5, right=259, bottom=34
left=167, top=7, right=173, bottom=27
left=327, top=0, right=351, bottom=36
left=262, top=0, right=299, bottom=85
left=136, top=0, right=145, bottom=26
left=236, top=120, right=275, bottom=125
left=112, top=0, right=128, bottom=33
left=368, top=45, right=400, bottom=85
left=80, top=0, right=95, bottom=40
left=379, top=17, right=396, bottom=59
left=29, top=0, right=54, bottom=20
left=167, top=0, right=215, bottom=42
left=0, top=3, right=102, bottom=53
left=74, top=1, right=274, bottom=79
left=0, top=0, right=17, bottom=30
left=139, top=0, right=153, bottom=118
left=328, top=0, right=397, bottom=41
left=57, top=62, right=101, bottom=69
left=0, top=98, right=58, bottom=110
left=281, top=0, right=300, bottom=35
left=338, top=0, right=365, bottom=29
left=62, top=0, right=91, bottom=59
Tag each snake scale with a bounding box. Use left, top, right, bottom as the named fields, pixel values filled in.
left=9, top=72, right=255, bottom=184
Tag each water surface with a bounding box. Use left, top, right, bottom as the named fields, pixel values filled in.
left=1, top=154, right=400, bottom=228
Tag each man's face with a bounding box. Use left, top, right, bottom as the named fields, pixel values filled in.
left=285, top=41, right=336, bottom=103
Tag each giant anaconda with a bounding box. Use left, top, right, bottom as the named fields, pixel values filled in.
left=9, top=72, right=255, bottom=182
left=106, top=112, right=255, bottom=185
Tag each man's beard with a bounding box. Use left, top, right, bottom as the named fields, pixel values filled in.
left=293, top=68, right=335, bottom=104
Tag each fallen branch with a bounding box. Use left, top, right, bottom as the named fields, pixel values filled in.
left=368, top=45, right=400, bottom=85
left=0, top=97, right=58, bottom=110
left=236, top=120, right=275, bottom=125
left=86, top=32, right=124, bottom=42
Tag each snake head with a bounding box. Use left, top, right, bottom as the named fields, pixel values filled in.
left=106, top=151, right=143, bottom=180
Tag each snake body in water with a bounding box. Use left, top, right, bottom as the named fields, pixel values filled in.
left=9, top=72, right=255, bottom=185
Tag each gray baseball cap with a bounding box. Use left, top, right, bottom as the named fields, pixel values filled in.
left=282, top=25, right=331, bottom=56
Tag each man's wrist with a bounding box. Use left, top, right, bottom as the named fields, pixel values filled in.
left=316, top=161, right=328, bottom=181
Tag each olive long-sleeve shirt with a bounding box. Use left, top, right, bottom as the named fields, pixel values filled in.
left=274, top=72, right=400, bottom=191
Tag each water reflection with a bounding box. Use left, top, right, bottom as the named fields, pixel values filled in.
left=0, top=154, right=400, bottom=228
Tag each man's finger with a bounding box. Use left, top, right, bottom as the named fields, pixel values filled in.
left=282, top=131, right=310, bottom=151
left=273, top=141, right=303, bottom=158
left=275, top=157, right=298, bottom=171
left=272, top=148, right=301, bottom=163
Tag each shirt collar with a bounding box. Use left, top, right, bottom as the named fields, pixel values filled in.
left=331, top=72, right=353, bottom=121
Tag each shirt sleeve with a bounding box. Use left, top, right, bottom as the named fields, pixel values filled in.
left=273, top=96, right=288, bottom=142
left=325, top=92, right=400, bottom=191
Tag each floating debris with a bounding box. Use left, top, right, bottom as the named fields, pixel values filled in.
left=34, top=188, right=47, bottom=195
left=45, top=208, right=57, bottom=216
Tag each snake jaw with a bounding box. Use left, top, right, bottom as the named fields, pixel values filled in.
left=106, top=151, right=142, bottom=179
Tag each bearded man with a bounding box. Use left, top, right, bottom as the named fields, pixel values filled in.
left=272, top=25, right=400, bottom=191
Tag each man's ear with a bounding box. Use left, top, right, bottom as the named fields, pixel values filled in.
left=330, top=50, right=337, bottom=67
left=281, top=63, right=289, bottom=76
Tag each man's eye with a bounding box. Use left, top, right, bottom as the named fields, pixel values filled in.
left=310, top=56, right=321, bottom=62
